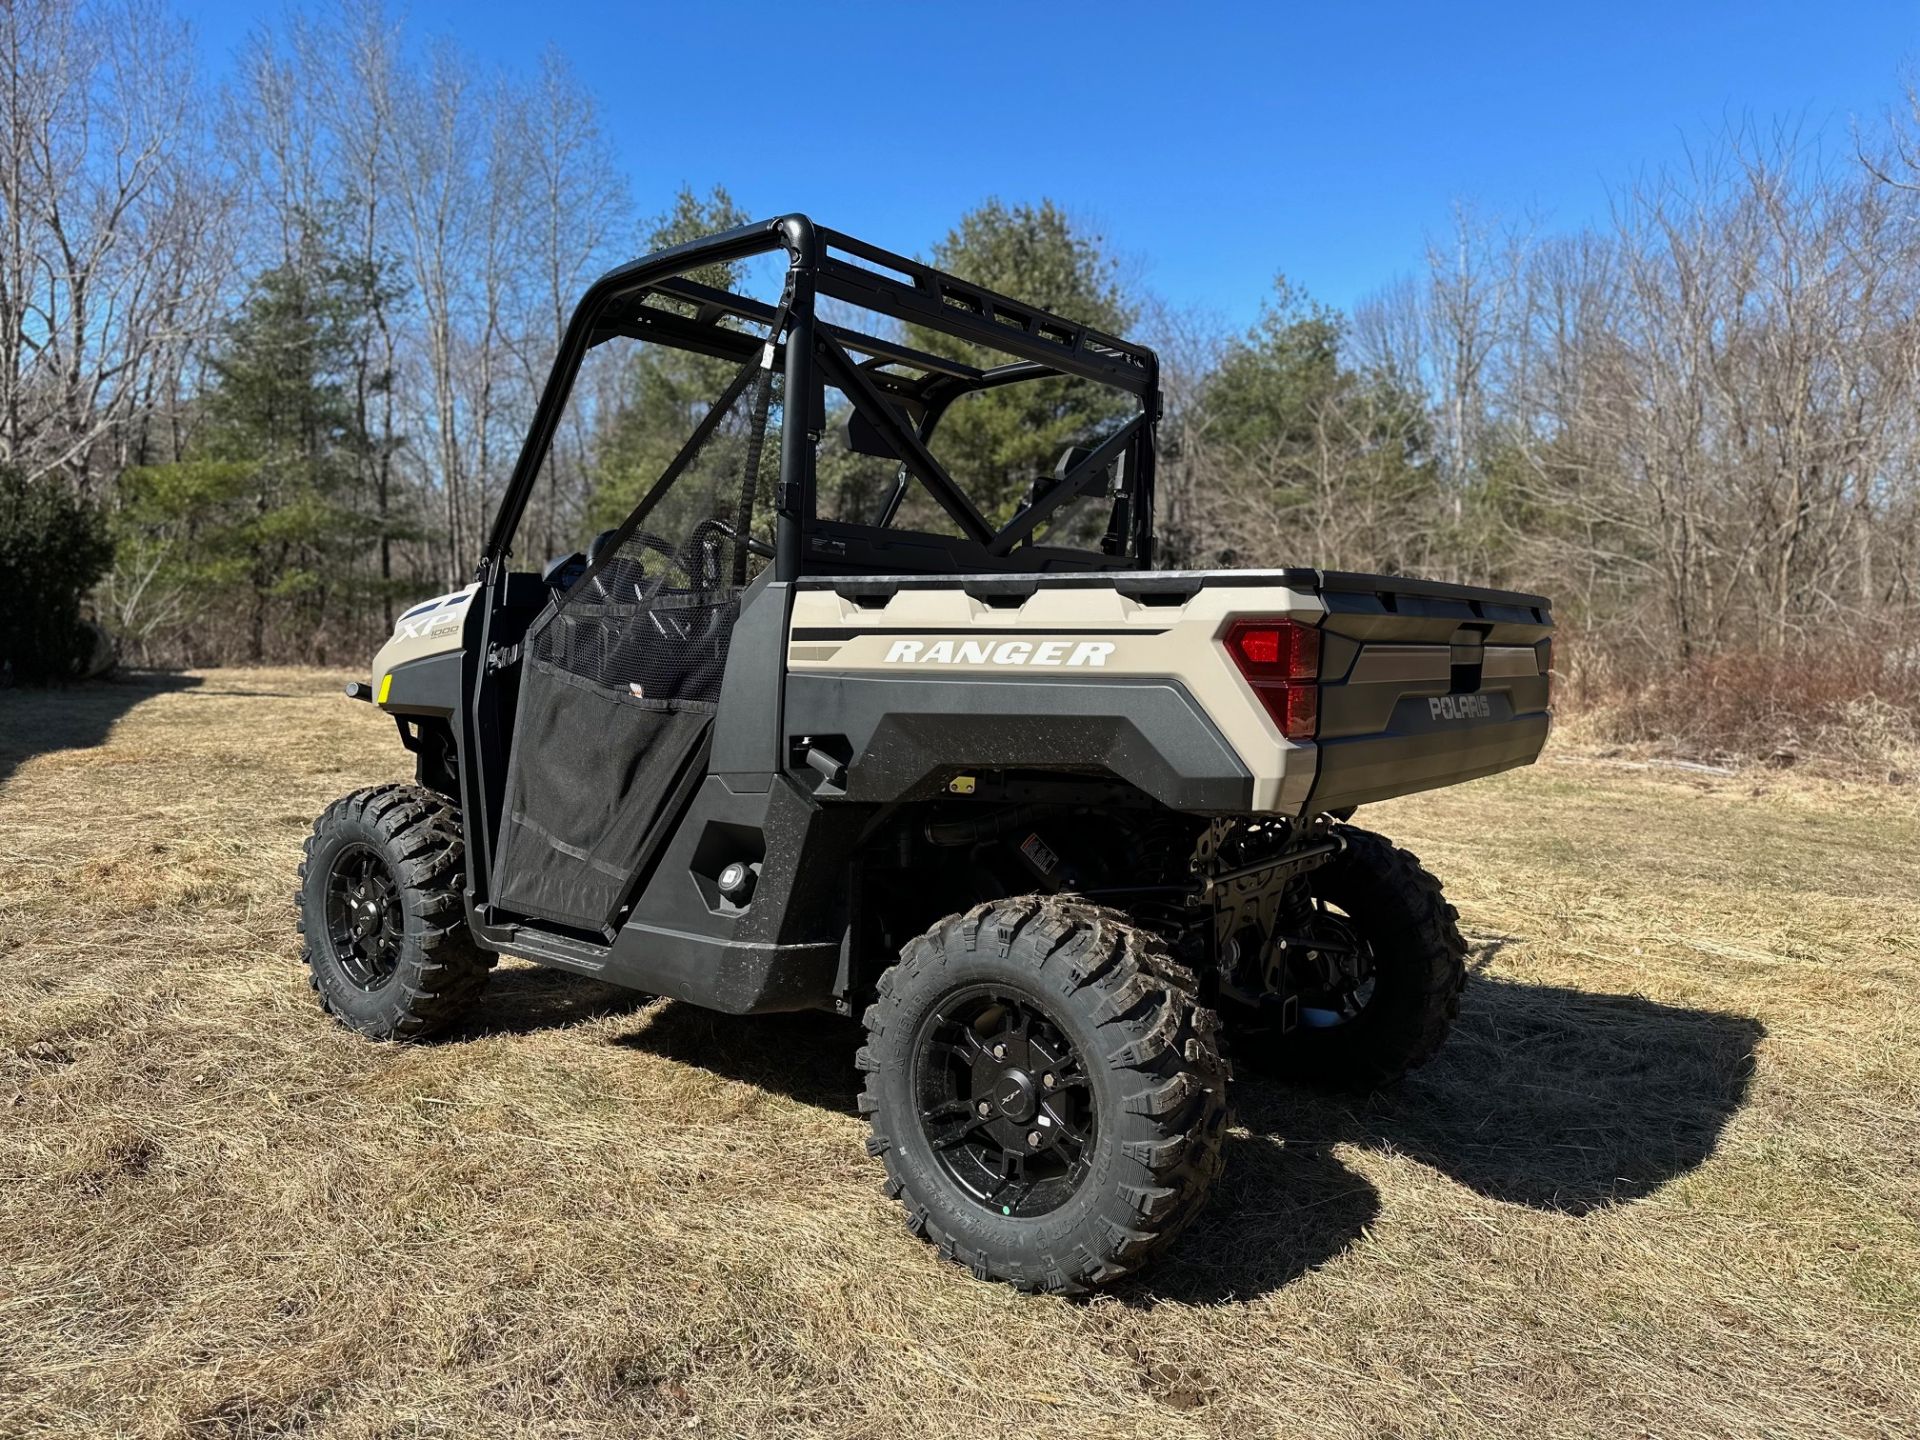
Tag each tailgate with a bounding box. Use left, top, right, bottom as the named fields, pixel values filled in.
left=1306, top=571, right=1553, bottom=812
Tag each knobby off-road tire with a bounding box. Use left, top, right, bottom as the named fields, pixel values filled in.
left=1243, top=825, right=1467, bottom=1091
left=858, top=897, right=1229, bottom=1294
left=296, top=783, right=491, bottom=1039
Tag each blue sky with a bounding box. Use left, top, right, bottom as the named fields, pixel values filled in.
left=182, top=1, right=1920, bottom=331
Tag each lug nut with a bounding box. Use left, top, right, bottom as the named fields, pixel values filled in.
left=992, top=1044, right=1006, bottom=1060
left=977, top=1101, right=991, bottom=1116
left=1027, top=1131, right=1042, bottom=1148
left=1042, top=1073, right=1055, bottom=1089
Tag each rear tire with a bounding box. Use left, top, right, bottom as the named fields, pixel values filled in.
left=858, top=897, right=1229, bottom=1294
left=296, top=784, right=491, bottom=1039
left=1236, top=826, right=1466, bottom=1091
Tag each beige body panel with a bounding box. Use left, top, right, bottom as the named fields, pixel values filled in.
left=787, top=581, right=1325, bottom=813
left=370, top=585, right=476, bottom=698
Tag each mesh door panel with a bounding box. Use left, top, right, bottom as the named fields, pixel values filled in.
left=490, top=667, right=714, bottom=931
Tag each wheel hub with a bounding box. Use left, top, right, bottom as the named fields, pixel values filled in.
left=1287, top=903, right=1376, bottom=1027
left=990, top=1067, right=1038, bottom=1123
left=323, top=843, right=404, bottom=991
left=345, top=889, right=383, bottom=940
left=914, top=987, right=1095, bottom=1218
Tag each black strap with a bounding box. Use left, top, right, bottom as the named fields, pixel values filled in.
left=728, top=277, right=794, bottom=587
left=563, top=353, right=762, bottom=605
left=731, top=348, right=780, bottom=587
left=545, top=286, right=792, bottom=628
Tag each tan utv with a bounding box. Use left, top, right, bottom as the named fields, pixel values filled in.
left=298, top=217, right=1552, bottom=1293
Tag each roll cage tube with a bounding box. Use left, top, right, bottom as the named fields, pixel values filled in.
left=478, top=213, right=1163, bottom=584
left=479, top=216, right=809, bottom=581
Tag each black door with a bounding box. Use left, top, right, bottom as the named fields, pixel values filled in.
left=489, top=351, right=777, bottom=934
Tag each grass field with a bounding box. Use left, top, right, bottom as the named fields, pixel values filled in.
left=1, top=669, right=1916, bottom=1438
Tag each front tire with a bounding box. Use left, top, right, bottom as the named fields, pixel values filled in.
left=296, top=784, right=491, bottom=1039
left=858, top=897, right=1229, bottom=1294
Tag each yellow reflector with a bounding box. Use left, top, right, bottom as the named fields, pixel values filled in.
left=376, top=674, right=392, bottom=705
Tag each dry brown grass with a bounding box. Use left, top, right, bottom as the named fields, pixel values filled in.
left=1563, top=642, right=1920, bottom=779
left=1, top=669, right=1916, bottom=1438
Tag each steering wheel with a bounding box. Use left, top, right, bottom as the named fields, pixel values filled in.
left=676, top=515, right=775, bottom=591
left=576, top=527, right=681, bottom=599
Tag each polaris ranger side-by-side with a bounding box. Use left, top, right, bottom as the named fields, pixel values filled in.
left=297, top=217, right=1552, bottom=1293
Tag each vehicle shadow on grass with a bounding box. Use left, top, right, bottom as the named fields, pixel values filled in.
left=1261, top=975, right=1767, bottom=1215
left=1122, top=1135, right=1383, bottom=1306
left=447, top=963, right=650, bottom=1040
left=1121, top=976, right=1762, bottom=1305
left=614, top=1002, right=867, bottom=1113
left=0, top=671, right=202, bottom=788
left=596, top=974, right=1763, bottom=1305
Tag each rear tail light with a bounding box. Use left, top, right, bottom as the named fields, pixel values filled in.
left=1222, top=618, right=1321, bottom=741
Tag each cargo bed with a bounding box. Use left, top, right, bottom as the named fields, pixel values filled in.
left=786, top=568, right=1553, bottom=819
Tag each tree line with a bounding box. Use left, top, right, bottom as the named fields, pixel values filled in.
left=5, top=0, right=1920, bottom=725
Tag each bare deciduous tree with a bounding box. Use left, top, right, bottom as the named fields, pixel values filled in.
left=0, top=0, right=228, bottom=488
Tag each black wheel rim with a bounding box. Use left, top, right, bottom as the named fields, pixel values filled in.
left=1294, top=901, right=1376, bottom=1029
left=913, top=985, right=1095, bottom=1218
left=324, top=842, right=404, bottom=991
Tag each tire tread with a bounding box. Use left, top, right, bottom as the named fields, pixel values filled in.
left=860, top=895, right=1228, bottom=1295
left=1245, top=825, right=1466, bottom=1090
left=296, top=783, right=490, bottom=1039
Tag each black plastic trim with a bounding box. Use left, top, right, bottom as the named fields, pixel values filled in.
left=709, top=574, right=791, bottom=789
left=500, top=920, right=839, bottom=1016
left=795, top=567, right=1320, bottom=596
left=783, top=671, right=1252, bottom=811
left=1308, top=712, right=1552, bottom=813
left=792, top=568, right=1551, bottom=614
left=380, top=650, right=462, bottom=717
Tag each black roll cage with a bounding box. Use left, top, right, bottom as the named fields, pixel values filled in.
left=478, top=214, right=1162, bottom=581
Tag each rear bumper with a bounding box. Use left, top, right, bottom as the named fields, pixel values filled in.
left=1308, top=711, right=1551, bottom=813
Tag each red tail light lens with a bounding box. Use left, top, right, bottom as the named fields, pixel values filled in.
left=1222, top=619, right=1322, bottom=741
left=1224, top=619, right=1320, bottom=680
